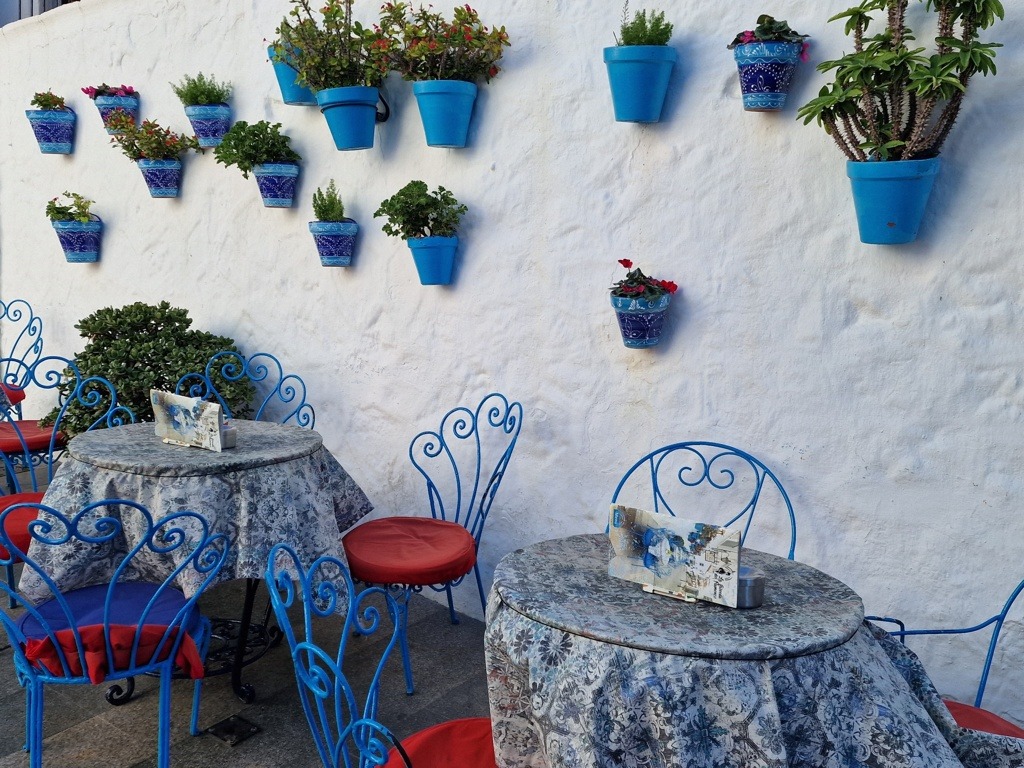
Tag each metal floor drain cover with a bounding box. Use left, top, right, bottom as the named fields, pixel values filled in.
left=206, top=715, right=261, bottom=746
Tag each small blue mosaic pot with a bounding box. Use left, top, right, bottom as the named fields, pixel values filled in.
left=611, top=294, right=671, bottom=348
left=253, top=162, right=300, bottom=208
left=137, top=159, right=183, bottom=198
left=52, top=218, right=102, bottom=263
left=94, top=94, right=140, bottom=134
left=733, top=41, right=801, bottom=111
left=309, top=220, right=358, bottom=266
left=25, top=108, right=76, bottom=154
left=184, top=104, right=231, bottom=148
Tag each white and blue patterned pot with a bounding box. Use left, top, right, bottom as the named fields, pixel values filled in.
left=253, top=162, right=300, bottom=208
left=611, top=293, right=671, bottom=348
left=25, top=108, right=76, bottom=154
left=733, top=41, right=802, bottom=111
left=52, top=218, right=102, bottom=263
left=137, top=159, right=183, bottom=198
left=94, top=94, right=140, bottom=134
left=309, top=220, right=358, bottom=266
left=183, top=103, right=231, bottom=148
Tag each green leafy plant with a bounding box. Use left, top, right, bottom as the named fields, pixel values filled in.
left=170, top=72, right=233, bottom=106
left=376, top=3, right=510, bottom=82
left=616, top=2, right=673, bottom=46
left=797, top=0, right=1003, bottom=161
left=273, top=0, right=389, bottom=91
left=106, top=111, right=201, bottom=160
left=40, top=302, right=255, bottom=437
left=30, top=91, right=67, bottom=110
left=610, top=259, right=678, bottom=301
left=45, top=192, right=95, bottom=222
left=727, top=15, right=808, bottom=49
left=312, top=180, right=348, bottom=221
left=213, top=120, right=301, bottom=178
left=375, top=180, right=467, bottom=239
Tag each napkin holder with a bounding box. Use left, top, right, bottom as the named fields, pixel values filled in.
left=151, top=389, right=236, bottom=452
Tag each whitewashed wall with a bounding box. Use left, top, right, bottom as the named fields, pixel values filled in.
left=1, top=0, right=1022, bottom=725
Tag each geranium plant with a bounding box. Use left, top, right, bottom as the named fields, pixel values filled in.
left=81, top=83, right=136, bottom=100
left=610, top=259, right=678, bottom=302
left=213, top=120, right=301, bottom=178
left=106, top=111, right=200, bottom=160
left=30, top=91, right=67, bottom=110
left=727, top=15, right=809, bottom=57
left=375, top=180, right=467, bottom=239
left=376, top=3, right=510, bottom=82
left=45, top=192, right=95, bottom=222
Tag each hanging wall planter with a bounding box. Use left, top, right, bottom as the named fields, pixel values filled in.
left=847, top=158, right=940, bottom=245
left=604, top=46, right=677, bottom=122
left=315, top=86, right=387, bottom=151
left=46, top=193, right=102, bottom=263
left=412, top=81, right=477, bottom=148
left=727, top=18, right=809, bottom=112
left=609, top=259, right=678, bottom=349
left=26, top=92, right=76, bottom=154
left=267, top=44, right=318, bottom=106
left=254, top=163, right=300, bottom=208
left=407, top=236, right=458, bottom=285
left=137, top=159, right=183, bottom=198
left=214, top=120, right=302, bottom=209
left=310, top=180, right=358, bottom=266
left=82, top=84, right=140, bottom=134
left=184, top=105, right=232, bottom=148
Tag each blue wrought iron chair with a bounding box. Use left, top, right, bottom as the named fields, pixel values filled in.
left=610, top=441, right=797, bottom=559
left=175, top=349, right=315, bottom=428
left=265, top=543, right=496, bottom=768
left=868, top=577, right=1024, bottom=739
left=0, top=354, right=135, bottom=608
left=0, top=299, right=44, bottom=420
left=342, top=392, right=523, bottom=694
left=0, top=499, right=230, bottom=768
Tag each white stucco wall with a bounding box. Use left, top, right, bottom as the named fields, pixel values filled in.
left=1, top=0, right=1022, bottom=725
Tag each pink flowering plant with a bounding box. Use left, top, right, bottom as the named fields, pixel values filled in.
left=610, top=259, right=678, bottom=302
left=727, top=15, right=809, bottom=61
left=81, top=83, right=137, bottom=100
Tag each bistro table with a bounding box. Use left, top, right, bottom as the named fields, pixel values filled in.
left=19, top=420, right=373, bottom=704
left=485, top=533, right=977, bottom=768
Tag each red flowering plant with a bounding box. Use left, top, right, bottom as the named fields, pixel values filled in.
left=376, top=2, right=510, bottom=82
left=727, top=15, right=809, bottom=61
left=105, top=110, right=200, bottom=160
left=81, top=83, right=137, bottom=100
left=610, top=259, right=678, bottom=302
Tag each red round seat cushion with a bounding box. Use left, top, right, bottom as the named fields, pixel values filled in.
left=0, top=491, right=45, bottom=560
left=944, top=699, right=1024, bottom=739
left=383, top=717, right=495, bottom=768
left=342, top=517, right=476, bottom=587
left=0, top=420, right=61, bottom=454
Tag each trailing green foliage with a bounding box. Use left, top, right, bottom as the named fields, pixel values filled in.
left=213, top=121, right=301, bottom=178
left=616, top=2, right=673, bottom=46
left=170, top=72, right=233, bottom=106
left=375, top=180, right=467, bottom=239
left=312, top=180, right=348, bottom=221
left=45, top=192, right=94, bottom=222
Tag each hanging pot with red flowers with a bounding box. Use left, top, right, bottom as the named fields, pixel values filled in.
left=609, top=259, right=678, bottom=348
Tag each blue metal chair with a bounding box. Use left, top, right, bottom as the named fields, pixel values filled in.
left=869, top=577, right=1024, bottom=738
left=175, top=350, right=315, bottom=428
left=610, top=441, right=797, bottom=559
left=0, top=499, right=230, bottom=768
left=264, top=543, right=496, bottom=768
left=342, top=392, right=523, bottom=693
left=0, top=300, right=44, bottom=419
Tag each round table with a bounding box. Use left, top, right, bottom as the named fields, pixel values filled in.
left=484, top=533, right=966, bottom=768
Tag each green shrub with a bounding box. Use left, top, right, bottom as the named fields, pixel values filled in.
left=213, top=120, right=301, bottom=178
left=374, top=180, right=467, bottom=239
left=616, top=3, right=673, bottom=46
left=170, top=72, right=233, bottom=106
left=312, top=180, right=347, bottom=221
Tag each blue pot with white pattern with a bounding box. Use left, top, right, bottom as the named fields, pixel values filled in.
left=733, top=42, right=801, bottom=111
left=25, top=108, right=76, bottom=154
left=52, top=218, right=102, bottom=263
left=253, top=162, right=300, bottom=208
left=137, top=159, right=183, bottom=198
left=309, top=220, right=358, bottom=266
left=94, top=94, right=140, bottom=134
left=611, top=294, right=671, bottom=348
left=183, top=104, right=231, bottom=148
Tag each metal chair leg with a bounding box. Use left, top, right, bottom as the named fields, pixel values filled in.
left=6, top=562, right=16, bottom=610
left=157, top=666, right=172, bottom=768
left=473, top=563, right=487, bottom=613
left=395, top=588, right=415, bottom=695
left=444, top=583, right=460, bottom=625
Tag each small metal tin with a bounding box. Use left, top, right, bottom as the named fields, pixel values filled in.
left=736, top=566, right=765, bottom=609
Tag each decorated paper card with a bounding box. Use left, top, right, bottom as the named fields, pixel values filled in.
left=608, top=504, right=741, bottom=607
left=150, top=389, right=223, bottom=452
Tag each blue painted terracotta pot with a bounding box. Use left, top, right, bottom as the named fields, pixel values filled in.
left=316, top=86, right=380, bottom=151
left=52, top=219, right=102, bottom=263
left=412, top=80, right=477, bottom=148
left=268, top=45, right=318, bottom=106
left=94, top=94, right=140, bottom=134
left=407, top=236, right=457, bottom=285
left=309, top=220, right=358, bottom=266
left=603, top=45, right=677, bottom=123
left=138, top=159, right=183, bottom=198
left=253, top=162, right=300, bottom=208
left=732, top=41, right=802, bottom=111
left=184, top=104, right=231, bottom=148
left=847, top=158, right=940, bottom=244
left=25, top=108, right=76, bottom=154
left=611, top=294, right=671, bottom=348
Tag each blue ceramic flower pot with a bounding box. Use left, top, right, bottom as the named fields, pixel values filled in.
left=316, top=86, right=380, bottom=151
left=94, top=94, right=140, bottom=134
left=268, top=45, right=317, bottom=106
left=603, top=45, right=677, bottom=123
left=25, top=108, right=76, bottom=154
left=184, top=104, right=231, bottom=148
left=412, top=80, right=478, bottom=148
left=138, top=159, right=183, bottom=198
left=733, top=41, right=802, bottom=112
left=309, top=220, right=358, bottom=266
left=52, top=219, right=102, bottom=263
left=253, top=162, right=300, bottom=208
left=611, top=294, right=671, bottom=348
left=847, top=158, right=940, bottom=244
left=407, top=236, right=457, bottom=285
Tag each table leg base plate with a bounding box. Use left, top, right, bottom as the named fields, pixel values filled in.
left=205, top=715, right=261, bottom=746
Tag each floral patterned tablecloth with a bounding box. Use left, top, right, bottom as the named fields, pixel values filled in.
left=19, top=420, right=373, bottom=601
left=485, top=534, right=1024, bottom=768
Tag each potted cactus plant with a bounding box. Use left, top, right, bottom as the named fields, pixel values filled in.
left=604, top=4, right=675, bottom=123
left=375, top=180, right=467, bottom=285
left=170, top=72, right=233, bottom=148
left=727, top=16, right=809, bottom=112
left=25, top=91, right=76, bottom=154
left=310, top=180, right=358, bottom=266
left=797, top=0, right=1003, bottom=244
left=609, top=259, right=678, bottom=348
left=214, top=120, right=302, bottom=207
left=46, top=192, right=102, bottom=263
left=106, top=111, right=201, bottom=198
left=81, top=83, right=139, bottom=134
